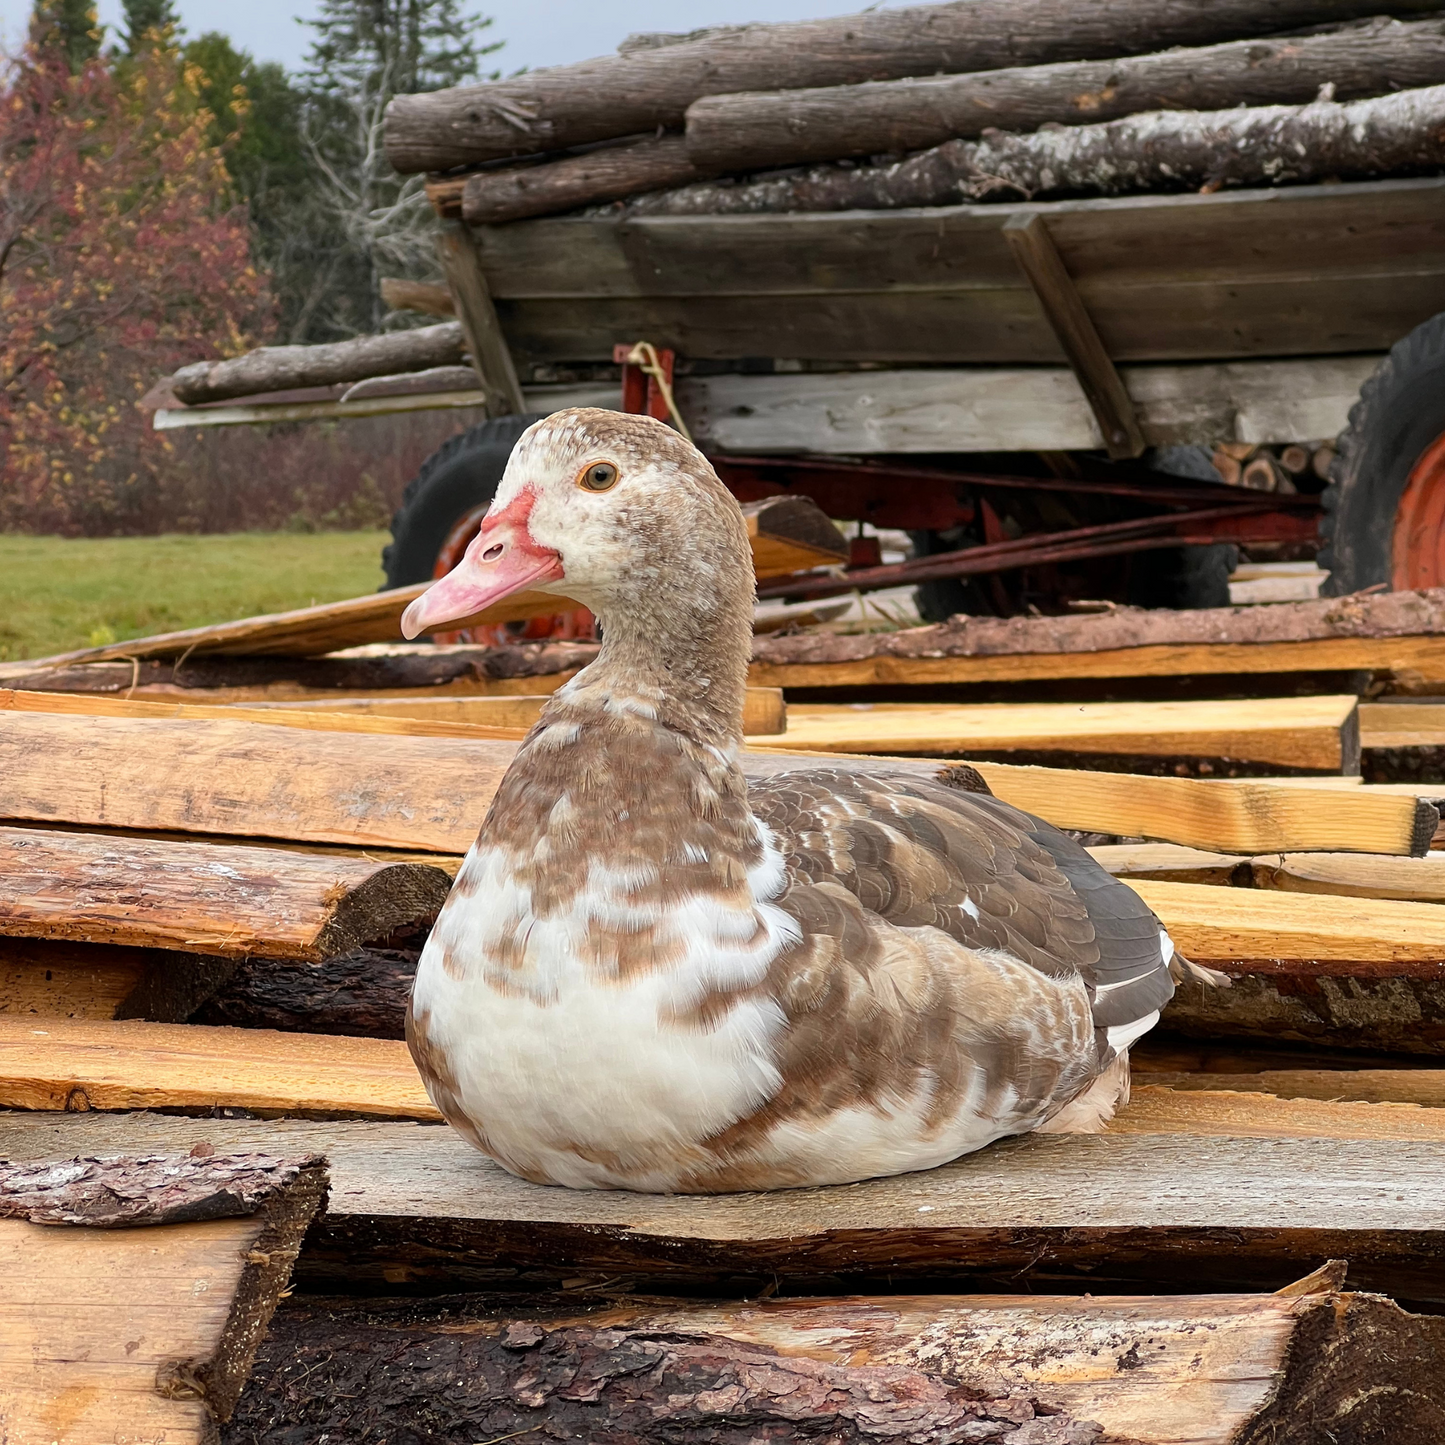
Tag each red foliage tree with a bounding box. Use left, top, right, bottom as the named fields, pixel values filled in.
left=0, top=37, right=274, bottom=532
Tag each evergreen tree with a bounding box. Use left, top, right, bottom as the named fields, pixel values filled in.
left=28, top=0, right=101, bottom=71
left=297, top=0, right=501, bottom=338
left=121, top=0, right=178, bottom=52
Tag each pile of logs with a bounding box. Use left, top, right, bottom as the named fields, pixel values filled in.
left=383, top=2, right=1445, bottom=224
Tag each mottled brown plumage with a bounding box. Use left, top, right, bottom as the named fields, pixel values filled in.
left=402, top=409, right=1176, bottom=1192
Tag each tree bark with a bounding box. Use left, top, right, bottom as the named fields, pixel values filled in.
left=685, top=17, right=1445, bottom=173
left=383, top=0, right=1442, bottom=172
left=169, top=322, right=466, bottom=405
left=464, top=133, right=705, bottom=223
left=227, top=1284, right=1445, bottom=1445
left=630, top=83, right=1445, bottom=216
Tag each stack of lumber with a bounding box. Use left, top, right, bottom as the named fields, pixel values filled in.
left=384, top=5, right=1445, bottom=224
left=12, top=680, right=1445, bottom=1436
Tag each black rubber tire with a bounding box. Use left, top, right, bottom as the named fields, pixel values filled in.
left=382, top=415, right=544, bottom=588
left=1126, top=543, right=1237, bottom=611
left=1320, top=310, right=1445, bottom=596
left=908, top=526, right=1003, bottom=622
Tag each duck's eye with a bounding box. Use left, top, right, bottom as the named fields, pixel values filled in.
left=578, top=461, right=619, bottom=492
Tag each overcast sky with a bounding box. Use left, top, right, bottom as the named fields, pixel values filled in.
left=0, top=1, right=927, bottom=73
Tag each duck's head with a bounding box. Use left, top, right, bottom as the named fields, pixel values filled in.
left=401, top=408, right=751, bottom=642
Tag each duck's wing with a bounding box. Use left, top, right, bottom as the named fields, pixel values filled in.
left=747, top=767, right=1175, bottom=1064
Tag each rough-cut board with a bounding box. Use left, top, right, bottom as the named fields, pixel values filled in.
left=1111, top=1082, right=1445, bottom=1141
left=5, top=1113, right=1445, bottom=1298
left=27, top=498, right=846, bottom=669
left=1126, top=878, right=1445, bottom=970
left=750, top=584, right=1445, bottom=684
left=0, top=938, right=150, bottom=1021
left=968, top=761, right=1437, bottom=856
left=243, top=1276, right=1445, bottom=1445
left=1249, top=850, right=1445, bottom=903
left=0, top=1016, right=438, bottom=1118
left=475, top=178, right=1445, bottom=367
left=685, top=355, right=1379, bottom=453
left=0, top=711, right=516, bottom=853
left=242, top=685, right=789, bottom=736
left=1088, top=842, right=1251, bottom=885
left=751, top=695, right=1359, bottom=772
left=1359, top=700, right=1445, bottom=746
left=0, top=827, right=449, bottom=961
left=1132, top=1073, right=1445, bottom=1110
left=0, top=1151, right=327, bottom=1443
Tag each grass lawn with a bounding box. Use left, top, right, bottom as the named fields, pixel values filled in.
left=0, top=531, right=389, bottom=662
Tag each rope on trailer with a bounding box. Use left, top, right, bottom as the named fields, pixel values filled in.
left=623, top=340, right=694, bottom=444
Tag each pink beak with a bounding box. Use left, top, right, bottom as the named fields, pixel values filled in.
left=400, top=490, right=564, bottom=640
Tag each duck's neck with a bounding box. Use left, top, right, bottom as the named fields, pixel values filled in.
left=558, top=583, right=754, bottom=750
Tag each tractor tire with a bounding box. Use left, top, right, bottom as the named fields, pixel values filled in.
left=1320, top=310, right=1445, bottom=596
left=382, top=415, right=543, bottom=588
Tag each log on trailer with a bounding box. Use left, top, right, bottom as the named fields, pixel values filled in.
left=383, top=0, right=1445, bottom=170
left=5, top=1112, right=1445, bottom=1298
left=629, top=84, right=1445, bottom=215
left=168, top=322, right=466, bottom=406
left=684, top=16, right=1445, bottom=173
left=230, top=1273, right=1445, bottom=1445
left=0, top=1152, right=327, bottom=1443
left=0, top=827, right=450, bottom=960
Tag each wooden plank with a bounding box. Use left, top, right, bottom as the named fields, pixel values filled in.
left=1128, top=878, right=1445, bottom=968
left=1250, top=850, right=1445, bottom=903
left=1089, top=842, right=1250, bottom=884
left=1003, top=212, right=1145, bottom=459
left=26, top=497, right=843, bottom=669
left=752, top=695, right=1359, bottom=772
left=0, top=1016, right=438, bottom=1119
left=435, top=221, right=526, bottom=416
left=1111, top=1083, right=1445, bottom=1140
left=967, top=760, right=1436, bottom=855
left=750, top=633, right=1445, bottom=689
left=235, top=1277, right=1445, bottom=1445
left=242, top=685, right=789, bottom=736
left=0, top=711, right=516, bottom=852
left=0, top=939, right=149, bottom=1021
left=0, top=1153, right=326, bottom=1443
left=1133, top=1073, right=1445, bottom=1109
left=476, top=178, right=1445, bottom=366
left=1360, top=700, right=1445, bottom=746
left=0, top=827, right=449, bottom=961
left=3, top=1112, right=1443, bottom=1297
left=686, top=355, right=1378, bottom=453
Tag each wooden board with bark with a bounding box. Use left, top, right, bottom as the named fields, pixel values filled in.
left=4, top=1112, right=1444, bottom=1298
left=0, top=827, right=450, bottom=960
left=229, top=1271, right=1445, bottom=1445
left=0, top=1151, right=327, bottom=1444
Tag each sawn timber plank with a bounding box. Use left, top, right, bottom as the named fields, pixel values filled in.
left=0, top=827, right=450, bottom=960
left=753, top=695, right=1359, bottom=771
left=0, top=1016, right=439, bottom=1119
left=0, top=1152, right=326, bottom=1444
left=3, top=1111, right=1443, bottom=1296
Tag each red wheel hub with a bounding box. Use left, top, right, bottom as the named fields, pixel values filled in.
left=1392, top=430, right=1445, bottom=590
left=428, top=504, right=594, bottom=646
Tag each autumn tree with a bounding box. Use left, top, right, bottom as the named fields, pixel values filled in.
left=0, top=31, right=273, bottom=532
left=122, top=0, right=179, bottom=52
left=28, top=0, right=99, bottom=70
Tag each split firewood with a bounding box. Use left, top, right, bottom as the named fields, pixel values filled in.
left=1211, top=448, right=1244, bottom=485
left=385, top=0, right=1442, bottom=171
left=1241, top=455, right=1283, bottom=491
left=626, top=84, right=1445, bottom=216
left=1279, top=443, right=1312, bottom=476
left=168, top=322, right=465, bottom=406
left=1312, top=442, right=1338, bottom=479
left=0, top=1152, right=327, bottom=1443
left=685, top=17, right=1445, bottom=174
